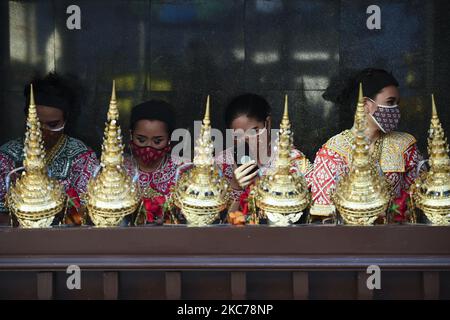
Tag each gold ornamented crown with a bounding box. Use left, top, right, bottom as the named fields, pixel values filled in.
left=85, top=81, right=139, bottom=226
left=173, top=96, right=229, bottom=226
left=7, top=84, right=66, bottom=228
left=331, top=84, right=391, bottom=225
left=254, top=95, right=311, bottom=226
left=412, top=95, right=450, bottom=225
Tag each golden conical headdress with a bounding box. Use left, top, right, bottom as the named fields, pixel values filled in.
left=428, top=95, right=450, bottom=169
left=7, top=84, right=66, bottom=227
left=331, top=84, right=391, bottom=225
left=193, top=95, right=214, bottom=168
left=412, top=94, right=450, bottom=225
left=173, top=96, right=229, bottom=226
left=277, top=95, right=293, bottom=169
left=86, top=81, right=139, bottom=226
left=254, top=95, right=311, bottom=225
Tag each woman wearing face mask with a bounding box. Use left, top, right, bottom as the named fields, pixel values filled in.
left=308, top=68, right=423, bottom=223
left=124, top=100, right=183, bottom=224
left=0, top=73, right=99, bottom=220
left=216, top=93, right=312, bottom=218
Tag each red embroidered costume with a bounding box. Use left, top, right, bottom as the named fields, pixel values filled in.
left=0, top=135, right=98, bottom=212
left=124, top=154, right=183, bottom=197
left=307, top=130, right=423, bottom=218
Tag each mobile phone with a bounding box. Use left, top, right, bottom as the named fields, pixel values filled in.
left=233, top=141, right=258, bottom=174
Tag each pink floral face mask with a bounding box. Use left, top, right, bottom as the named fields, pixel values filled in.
left=368, top=98, right=401, bottom=133
left=130, top=141, right=171, bottom=165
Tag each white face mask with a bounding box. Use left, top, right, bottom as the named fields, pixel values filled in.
left=235, top=127, right=267, bottom=141
left=43, top=122, right=66, bottom=132
left=249, top=127, right=267, bottom=138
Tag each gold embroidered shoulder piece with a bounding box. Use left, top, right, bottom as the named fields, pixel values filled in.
left=380, top=131, right=416, bottom=173
left=324, top=130, right=353, bottom=161
left=325, top=130, right=416, bottom=173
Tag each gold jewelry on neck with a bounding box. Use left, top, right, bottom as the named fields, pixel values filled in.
left=44, top=134, right=67, bottom=166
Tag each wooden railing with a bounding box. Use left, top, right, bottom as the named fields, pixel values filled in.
left=0, top=225, right=449, bottom=299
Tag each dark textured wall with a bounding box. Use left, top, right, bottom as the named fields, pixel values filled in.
left=0, top=0, right=449, bottom=161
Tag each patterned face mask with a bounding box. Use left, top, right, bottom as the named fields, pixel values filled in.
left=368, top=98, right=401, bottom=133
left=130, top=141, right=171, bottom=165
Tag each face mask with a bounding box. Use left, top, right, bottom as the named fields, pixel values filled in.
left=130, top=141, right=171, bottom=165
left=368, top=98, right=401, bottom=133
left=235, top=127, right=267, bottom=141
left=44, top=122, right=65, bottom=132
left=250, top=127, right=267, bottom=138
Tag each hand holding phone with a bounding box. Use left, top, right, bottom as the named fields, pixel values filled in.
left=233, top=160, right=258, bottom=189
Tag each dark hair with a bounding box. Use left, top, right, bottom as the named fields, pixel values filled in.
left=130, top=100, right=176, bottom=135
left=224, top=93, right=271, bottom=127
left=23, top=72, right=78, bottom=120
left=323, top=68, right=399, bottom=109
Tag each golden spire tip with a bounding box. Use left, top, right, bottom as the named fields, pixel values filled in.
left=111, top=80, right=116, bottom=101
left=30, top=83, right=35, bottom=106
left=204, top=95, right=210, bottom=123
left=358, top=82, right=363, bottom=102
left=283, top=94, right=289, bottom=120
left=431, top=93, right=438, bottom=119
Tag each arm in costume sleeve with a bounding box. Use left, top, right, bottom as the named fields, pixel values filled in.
left=68, top=150, right=99, bottom=197
left=290, top=149, right=313, bottom=177
left=0, top=153, right=15, bottom=213
left=215, top=150, right=244, bottom=202
left=307, top=146, right=348, bottom=216
left=402, top=143, right=423, bottom=192
left=388, top=143, right=423, bottom=222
